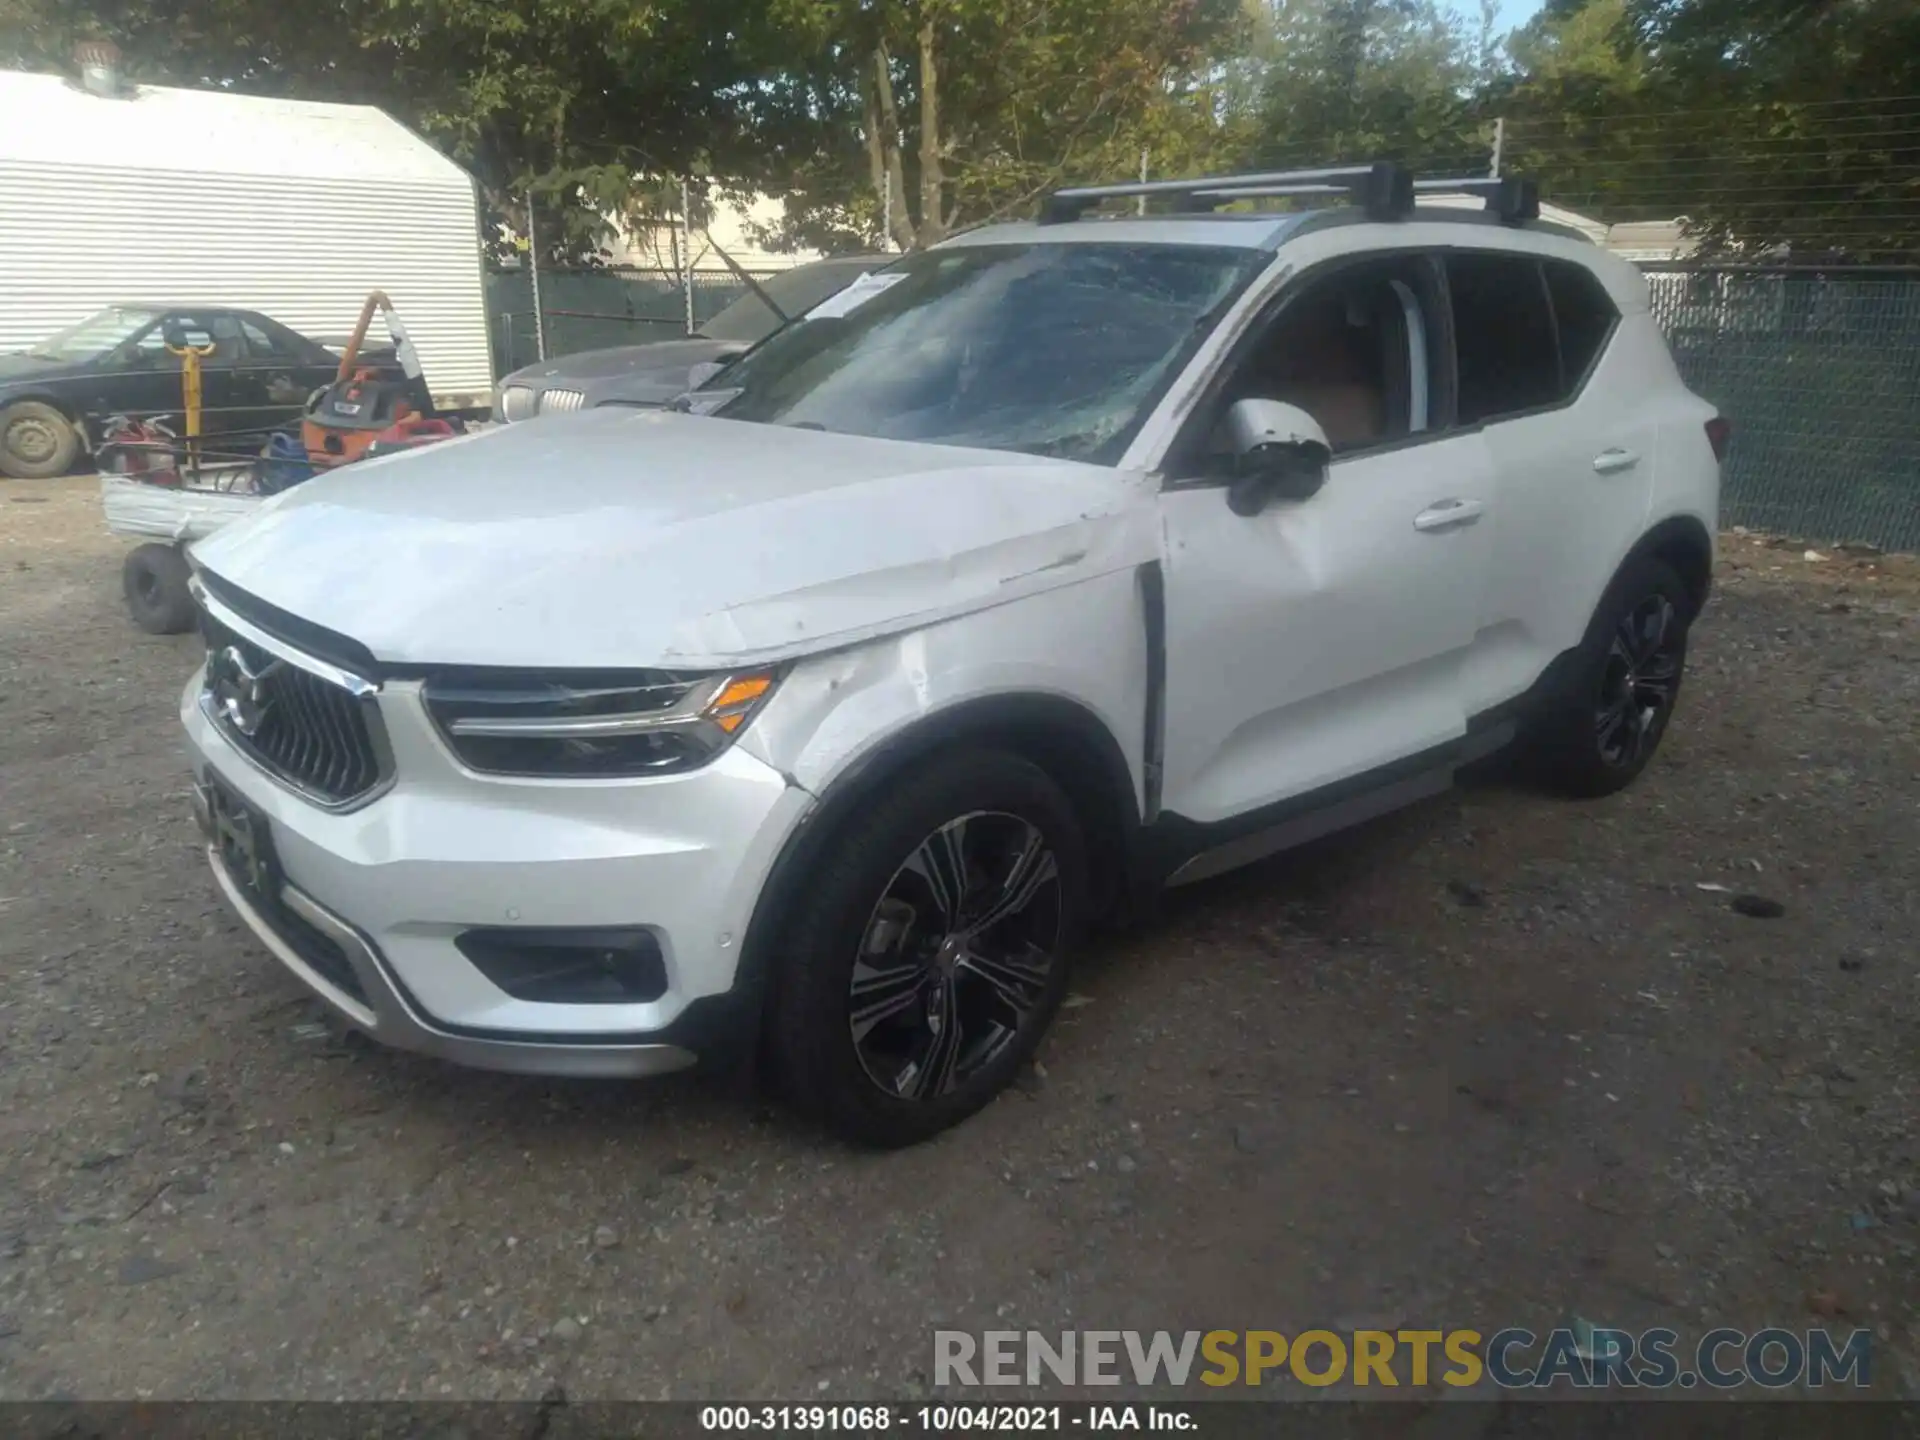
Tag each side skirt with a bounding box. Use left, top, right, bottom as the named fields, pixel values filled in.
left=1144, top=701, right=1534, bottom=892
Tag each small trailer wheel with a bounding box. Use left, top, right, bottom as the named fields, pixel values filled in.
left=122, top=544, right=196, bottom=635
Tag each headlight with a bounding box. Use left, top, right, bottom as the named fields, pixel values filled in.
left=422, top=669, right=777, bottom=777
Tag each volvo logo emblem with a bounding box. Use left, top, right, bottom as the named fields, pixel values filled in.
left=208, top=644, right=281, bottom=737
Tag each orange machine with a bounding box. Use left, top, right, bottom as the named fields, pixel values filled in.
left=301, top=291, right=439, bottom=466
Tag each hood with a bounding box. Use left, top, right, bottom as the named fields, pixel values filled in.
left=190, top=408, right=1159, bottom=670
left=0, top=352, right=90, bottom=385
left=503, top=338, right=740, bottom=386
left=501, top=339, right=747, bottom=413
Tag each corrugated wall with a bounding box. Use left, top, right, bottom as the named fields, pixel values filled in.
left=0, top=162, right=492, bottom=407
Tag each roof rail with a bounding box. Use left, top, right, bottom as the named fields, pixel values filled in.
left=1038, top=162, right=1414, bottom=225
left=1036, top=164, right=1541, bottom=228
left=1413, top=175, right=1540, bottom=226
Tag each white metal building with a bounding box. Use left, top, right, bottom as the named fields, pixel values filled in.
left=0, top=69, right=492, bottom=408
left=1423, top=192, right=1694, bottom=263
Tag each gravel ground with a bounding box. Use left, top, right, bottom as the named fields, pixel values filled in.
left=0, top=474, right=1916, bottom=1402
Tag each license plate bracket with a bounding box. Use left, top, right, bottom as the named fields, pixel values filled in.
left=205, top=771, right=284, bottom=911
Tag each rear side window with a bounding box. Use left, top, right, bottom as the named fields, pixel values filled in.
left=1446, top=253, right=1559, bottom=424
left=1544, top=260, right=1618, bottom=388
left=241, top=320, right=294, bottom=360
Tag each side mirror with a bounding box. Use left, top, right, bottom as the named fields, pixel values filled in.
left=1221, top=399, right=1331, bottom=517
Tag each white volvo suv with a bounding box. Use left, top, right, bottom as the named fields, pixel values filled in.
left=181, top=165, right=1725, bottom=1146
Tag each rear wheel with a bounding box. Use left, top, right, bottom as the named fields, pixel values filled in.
left=0, top=400, right=79, bottom=480
left=1530, top=555, right=1692, bottom=797
left=767, top=749, right=1087, bottom=1147
left=122, top=544, right=195, bottom=635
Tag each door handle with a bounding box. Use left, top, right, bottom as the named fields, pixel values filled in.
left=1412, top=498, right=1485, bottom=533
left=1592, top=448, right=1640, bottom=475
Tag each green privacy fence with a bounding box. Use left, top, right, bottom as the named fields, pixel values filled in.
left=485, top=267, right=774, bottom=376
left=1645, top=266, right=1920, bottom=554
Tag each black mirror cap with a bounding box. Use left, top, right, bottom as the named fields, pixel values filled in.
left=1226, top=440, right=1329, bottom=514
left=1243, top=437, right=1330, bottom=493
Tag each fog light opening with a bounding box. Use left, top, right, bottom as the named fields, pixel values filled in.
left=456, top=928, right=667, bottom=1005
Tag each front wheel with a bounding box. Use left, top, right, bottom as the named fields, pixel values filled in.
left=122, top=543, right=196, bottom=635
left=0, top=400, right=80, bottom=480
left=767, top=749, right=1088, bottom=1147
left=1530, top=555, right=1692, bottom=797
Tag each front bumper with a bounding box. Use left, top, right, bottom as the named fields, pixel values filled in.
left=182, top=665, right=814, bottom=1077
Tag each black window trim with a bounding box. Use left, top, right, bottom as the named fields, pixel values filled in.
left=1437, top=247, right=1621, bottom=434
left=1159, top=246, right=1462, bottom=488
left=1545, top=257, right=1622, bottom=404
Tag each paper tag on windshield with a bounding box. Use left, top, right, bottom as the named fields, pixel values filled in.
left=804, top=271, right=906, bottom=320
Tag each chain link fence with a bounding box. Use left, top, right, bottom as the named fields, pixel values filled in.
left=1645, top=265, right=1920, bottom=553
left=486, top=267, right=779, bottom=376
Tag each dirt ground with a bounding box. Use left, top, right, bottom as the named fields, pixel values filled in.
left=0, top=474, right=1915, bottom=1404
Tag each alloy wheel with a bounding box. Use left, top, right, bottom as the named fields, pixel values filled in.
left=1595, top=593, right=1682, bottom=768
left=848, top=810, right=1063, bottom=1102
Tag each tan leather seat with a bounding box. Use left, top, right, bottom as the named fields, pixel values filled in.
left=1278, top=382, right=1386, bottom=451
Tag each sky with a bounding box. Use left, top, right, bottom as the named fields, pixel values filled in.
left=1450, top=0, right=1546, bottom=37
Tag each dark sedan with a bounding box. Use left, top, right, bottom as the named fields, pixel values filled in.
left=493, top=255, right=891, bottom=423
left=0, top=304, right=346, bottom=478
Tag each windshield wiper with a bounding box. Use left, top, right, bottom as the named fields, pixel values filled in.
left=704, top=235, right=789, bottom=326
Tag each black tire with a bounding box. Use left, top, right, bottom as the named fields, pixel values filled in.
left=122, top=544, right=196, bottom=635
left=766, top=748, right=1089, bottom=1148
left=0, top=400, right=80, bottom=480
left=1529, top=555, right=1693, bottom=798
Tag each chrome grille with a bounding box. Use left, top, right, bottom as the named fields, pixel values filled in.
left=541, top=388, right=586, bottom=414
left=499, top=384, right=538, bottom=423
left=199, top=611, right=385, bottom=807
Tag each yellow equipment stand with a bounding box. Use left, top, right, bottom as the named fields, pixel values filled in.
left=167, top=339, right=217, bottom=463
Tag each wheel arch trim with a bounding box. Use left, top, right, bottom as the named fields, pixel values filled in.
left=1618, top=511, right=1714, bottom=617
left=734, top=691, right=1143, bottom=1019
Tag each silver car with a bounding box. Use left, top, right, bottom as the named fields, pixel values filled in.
left=493, top=255, right=889, bottom=422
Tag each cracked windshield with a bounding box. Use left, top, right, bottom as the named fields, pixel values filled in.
left=704, top=244, right=1261, bottom=462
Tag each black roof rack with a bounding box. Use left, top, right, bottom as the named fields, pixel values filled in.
left=1037, top=164, right=1540, bottom=228
left=1412, top=175, right=1540, bottom=225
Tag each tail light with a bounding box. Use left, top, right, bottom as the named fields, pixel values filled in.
left=1704, top=416, right=1731, bottom=462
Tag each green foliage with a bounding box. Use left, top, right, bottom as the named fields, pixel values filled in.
left=1243, top=0, right=1487, bottom=170
left=4, top=0, right=1915, bottom=263
left=749, top=0, right=1249, bottom=250
left=1623, top=0, right=1920, bottom=258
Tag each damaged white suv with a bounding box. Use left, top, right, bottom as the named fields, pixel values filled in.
left=182, top=165, right=1724, bottom=1146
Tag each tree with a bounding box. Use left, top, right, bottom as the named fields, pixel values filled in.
left=1491, top=0, right=1655, bottom=220
left=1623, top=0, right=1920, bottom=257
left=1488, top=0, right=1920, bottom=259
left=1242, top=0, right=1489, bottom=173
left=757, top=0, right=1248, bottom=251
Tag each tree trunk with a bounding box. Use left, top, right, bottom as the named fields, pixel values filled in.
left=868, top=39, right=917, bottom=250
left=916, top=10, right=946, bottom=246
